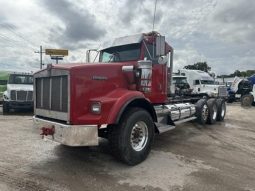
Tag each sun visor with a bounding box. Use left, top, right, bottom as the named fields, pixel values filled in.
left=100, top=34, right=143, bottom=50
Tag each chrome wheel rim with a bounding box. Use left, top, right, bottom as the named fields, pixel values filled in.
left=212, top=104, right=217, bottom=120
left=221, top=103, right=225, bottom=117
left=202, top=104, right=209, bottom=121
left=130, top=121, right=148, bottom=151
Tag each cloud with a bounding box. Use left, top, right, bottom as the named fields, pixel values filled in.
left=0, top=0, right=254, bottom=75
left=0, top=22, right=17, bottom=30
left=41, top=0, right=106, bottom=48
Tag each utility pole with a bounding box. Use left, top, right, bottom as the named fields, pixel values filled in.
left=35, top=46, right=45, bottom=69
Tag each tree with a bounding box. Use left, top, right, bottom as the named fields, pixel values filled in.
left=233, top=70, right=241, bottom=77
left=217, top=70, right=255, bottom=78
left=184, top=62, right=211, bottom=72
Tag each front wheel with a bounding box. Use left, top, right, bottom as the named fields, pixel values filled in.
left=2, top=101, right=10, bottom=114
left=109, top=107, right=154, bottom=165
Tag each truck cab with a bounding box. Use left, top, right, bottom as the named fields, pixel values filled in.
left=33, top=32, right=226, bottom=165
left=171, top=75, right=192, bottom=96
left=180, top=69, right=227, bottom=98
left=3, top=72, right=33, bottom=113
left=229, top=76, right=255, bottom=106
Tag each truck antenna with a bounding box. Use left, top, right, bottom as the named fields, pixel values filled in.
left=152, top=0, right=158, bottom=31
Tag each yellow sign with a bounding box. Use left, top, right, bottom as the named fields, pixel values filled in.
left=45, top=49, right=68, bottom=56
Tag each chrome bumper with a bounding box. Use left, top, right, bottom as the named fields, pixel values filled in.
left=33, top=116, right=98, bottom=146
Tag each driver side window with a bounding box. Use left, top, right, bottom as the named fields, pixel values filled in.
left=102, top=52, right=112, bottom=62
left=194, top=80, right=200, bottom=85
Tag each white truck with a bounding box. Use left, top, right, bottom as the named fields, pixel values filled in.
left=2, top=72, right=34, bottom=113
left=179, top=69, right=227, bottom=98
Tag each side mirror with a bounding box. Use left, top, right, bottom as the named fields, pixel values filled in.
left=156, top=36, right=165, bottom=56
left=86, top=49, right=99, bottom=63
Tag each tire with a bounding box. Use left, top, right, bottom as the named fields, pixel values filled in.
left=2, top=101, right=10, bottom=114
left=195, top=99, right=209, bottom=125
left=216, top=98, right=226, bottom=121
left=206, top=98, right=218, bottom=124
left=241, top=94, right=253, bottom=107
left=109, top=107, right=154, bottom=165
left=227, top=97, right=234, bottom=103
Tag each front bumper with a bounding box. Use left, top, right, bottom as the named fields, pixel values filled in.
left=33, top=116, right=98, bottom=146
left=8, top=101, right=33, bottom=109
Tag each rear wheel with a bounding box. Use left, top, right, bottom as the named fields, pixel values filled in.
left=241, top=94, right=253, bottom=107
left=206, top=98, right=218, bottom=124
left=109, top=107, right=154, bottom=165
left=216, top=98, right=226, bottom=121
left=195, top=99, right=209, bottom=125
left=2, top=101, right=10, bottom=114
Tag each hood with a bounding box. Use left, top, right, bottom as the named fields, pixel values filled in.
left=200, top=84, right=223, bottom=94
left=7, top=84, right=33, bottom=91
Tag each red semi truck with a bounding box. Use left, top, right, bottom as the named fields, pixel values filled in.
left=33, top=32, right=226, bottom=165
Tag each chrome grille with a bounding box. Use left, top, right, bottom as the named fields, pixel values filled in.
left=10, top=90, right=33, bottom=101
left=17, top=91, right=27, bottom=101
left=218, top=86, right=228, bottom=97
left=35, top=75, right=68, bottom=112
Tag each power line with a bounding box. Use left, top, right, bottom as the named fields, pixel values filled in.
left=0, top=23, right=38, bottom=50
left=0, top=32, right=35, bottom=50
left=3, top=23, right=38, bottom=49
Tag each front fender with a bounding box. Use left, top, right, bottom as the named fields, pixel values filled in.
left=3, top=90, right=8, bottom=101
left=90, top=88, right=146, bottom=124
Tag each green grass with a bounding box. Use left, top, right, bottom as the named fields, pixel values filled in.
left=0, top=71, right=10, bottom=80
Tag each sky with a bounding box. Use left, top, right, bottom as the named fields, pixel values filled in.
left=0, top=0, right=254, bottom=75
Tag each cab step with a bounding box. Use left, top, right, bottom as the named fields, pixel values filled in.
left=155, top=123, right=175, bottom=134
left=174, top=116, right=197, bottom=125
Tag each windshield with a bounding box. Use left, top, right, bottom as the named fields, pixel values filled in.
left=173, top=77, right=188, bottom=84
left=99, top=43, right=141, bottom=62
left=8, top=74, right=33, bottom=84
left=201, top=80, right=215, bottom=85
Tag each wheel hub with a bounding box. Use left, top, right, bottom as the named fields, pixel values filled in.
left=242, top=96, right=252, bottom=106
left=130, top=121, right=148, bottom=151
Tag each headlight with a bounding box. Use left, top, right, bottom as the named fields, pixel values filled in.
left=91, top=102, right=101, bottom=114
left=3, top=94, right=8, bottom=100
left=211, top=92, right=218, bottom=97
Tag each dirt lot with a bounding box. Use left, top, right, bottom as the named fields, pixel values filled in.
left=0, top=104, right=255, bottom=191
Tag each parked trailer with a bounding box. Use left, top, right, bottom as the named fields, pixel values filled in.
left=33, top=32, right=226, bottom=165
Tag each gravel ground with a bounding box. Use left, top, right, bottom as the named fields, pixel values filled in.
left=0, top=103, right=255, bottom=191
